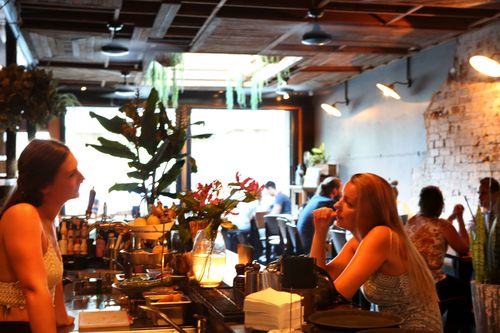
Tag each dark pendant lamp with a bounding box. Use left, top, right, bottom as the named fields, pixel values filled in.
left=101, top=22, right=129, bottom=57
left=376, top=57, right=413, bottom=100
left=301, top=8, right=331, bottom=46
left=321, top=81, right=349, bottom=117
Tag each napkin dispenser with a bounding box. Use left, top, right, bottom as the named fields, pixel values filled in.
left=281, top=255, right=316, bottom=289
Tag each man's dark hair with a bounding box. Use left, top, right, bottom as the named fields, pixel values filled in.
left=265, top=181, right=276, bottom=189
left=316, top=177, right=341, bottom=196
left=418, top=185, right=444, bottom=218
left=480, top=177, right=500, bottom=193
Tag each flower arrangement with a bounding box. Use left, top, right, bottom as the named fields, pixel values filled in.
left=87, top=88, right=210, bottom=208
left=175, top=172, right=263, bottom=244
left=0, top=64, right=79, bottom=131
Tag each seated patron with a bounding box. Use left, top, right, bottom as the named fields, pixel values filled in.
left=264, top=181, right=291, bottom=214
left=310, top=173, right=442, bottom=332
left=297, top=177, right=342, bottom=253
left=406, top=186, right=472, bottom=333
left=477, top=177, right=499, bottom=230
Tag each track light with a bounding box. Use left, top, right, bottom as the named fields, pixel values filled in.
left=321, top=81, right=349, bottom=117
left=376, top=57, right=412, bottom=100
left=302, top=8, right=331, bottom=46
left=469, top=55, right=500, bottom=77
left=276, top=86, right=294, bottom=98
left=101, top=21, right=129, bottom=57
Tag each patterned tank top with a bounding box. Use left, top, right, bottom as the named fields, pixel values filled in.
left=0, top=241, right=63, bottom=309
left=362, top=271, right=443, bottom=332
left=405, top=215, right=448, bottom=282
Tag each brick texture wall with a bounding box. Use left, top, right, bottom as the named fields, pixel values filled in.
left=412, top=21, right=500, bottom=215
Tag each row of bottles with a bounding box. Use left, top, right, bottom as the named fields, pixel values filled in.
left=58, top=217, right=89, bottom=255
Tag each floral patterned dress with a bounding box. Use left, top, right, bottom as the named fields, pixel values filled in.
left=405, top=215, right=448, bottom=282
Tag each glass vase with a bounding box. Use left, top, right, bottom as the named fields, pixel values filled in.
left=191, top=229, right=226, bottom=288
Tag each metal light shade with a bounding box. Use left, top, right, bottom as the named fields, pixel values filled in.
left=101, top=44, right=129, bottom=57
left=376, top=83, right=401, bottom=100
left=115, top=88, right=136, bottom=97
left=321, top=103, right=342, bottom=117
left=469, top=55, right=500, bottom=77
left=302, top=22, right=331, bottom=46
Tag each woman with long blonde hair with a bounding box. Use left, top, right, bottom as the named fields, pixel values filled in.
left=310, top=173, right=442, bottom=331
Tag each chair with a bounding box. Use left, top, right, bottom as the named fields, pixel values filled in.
left=330, top=227, right=347, bottom=257
left=285, top=222, right=306, bottom=255
left=276, top=217, right=292, bottom=255
left=264, top=215, right=285, bottom=263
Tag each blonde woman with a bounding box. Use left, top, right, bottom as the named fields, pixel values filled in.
left=310, top=173, right=442, bottom=332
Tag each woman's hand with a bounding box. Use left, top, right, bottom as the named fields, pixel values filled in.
left=448, top=204, right=464, bottom=221
left=313, top=207, right=336, bottom=235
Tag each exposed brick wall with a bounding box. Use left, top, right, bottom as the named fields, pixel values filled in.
left=412, top=21, right=500, bottom=214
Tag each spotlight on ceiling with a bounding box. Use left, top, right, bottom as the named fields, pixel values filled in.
left=469, top=55, right=500, bottom=77
left=302, top=8, right=331, bottom=46
left=101, top=21, right=129, bottom=57
left=376, top=57, right=412, bottom=100
left=276, top=86, right=294, bottom=100
left=321, top=81, right=349, bottom=117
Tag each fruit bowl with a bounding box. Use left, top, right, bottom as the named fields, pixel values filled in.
left=127, top=222, right=174, bottom=240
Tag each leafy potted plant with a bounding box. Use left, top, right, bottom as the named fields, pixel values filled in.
left=470, top=200, right=500, bottom=332
left=87, top=88, right=210, bottom=209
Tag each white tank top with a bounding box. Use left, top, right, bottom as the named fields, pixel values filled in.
left=0, top=241, right=63, bottom=309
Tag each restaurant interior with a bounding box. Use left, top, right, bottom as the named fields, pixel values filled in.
left=0, top=1, right=499, bottom=332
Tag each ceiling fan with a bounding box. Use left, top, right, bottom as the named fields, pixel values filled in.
left=101, top=21, right=129, bottom=57
left=114, top=71, right=137, bottom=97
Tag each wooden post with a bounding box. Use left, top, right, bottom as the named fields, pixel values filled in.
left=5, top=129, right=16, bottom=178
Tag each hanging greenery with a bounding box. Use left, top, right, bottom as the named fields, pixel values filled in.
left=146, top=54, right=184, bottom=109
left=225, top=55, right=288, bottom=111
left=0, top=64, right=79, bottom=131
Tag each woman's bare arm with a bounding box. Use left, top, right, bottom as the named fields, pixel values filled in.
left=3, top=204, right=57, bottom=333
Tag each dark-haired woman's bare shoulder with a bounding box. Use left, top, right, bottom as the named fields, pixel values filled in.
left=1, top=203, right=41, bottom=232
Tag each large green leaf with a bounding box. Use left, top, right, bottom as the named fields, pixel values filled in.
left=156, top=160, right=185, bottom=193
left=139, top=88, right=159, bottom=155
left=127, top=171, right=145, bottom=180
left=89, top=112, right=127, bottom=135
left=86, top=138, right=135, bottom=159
left=109, top=182, right=144, bottom=194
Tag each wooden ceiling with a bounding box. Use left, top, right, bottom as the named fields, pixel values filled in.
left=10, top=0, right=500, bottom=96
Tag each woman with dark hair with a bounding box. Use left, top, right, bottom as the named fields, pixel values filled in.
left=310, top=173, right=442, bottom=332
left=405, top=185, right=472, bottom=333
left=297, top=176, right=342, bottom=253
left=0, top=139, right=84, bottom=333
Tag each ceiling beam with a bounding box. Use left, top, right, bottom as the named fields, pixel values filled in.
left=38, top=61, right=143, bottom=71
left=190, top=0, right=228, bottom=48
left=273, top=44, right=409, bottom=55
left=300, top=66, right=363, bottom=73
left=384, top=5, right=423, bottom=25
left=150, top=4, right=181, bottom=38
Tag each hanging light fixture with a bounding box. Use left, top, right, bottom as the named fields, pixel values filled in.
left=302, top=8, right=331, bottom=46
left=469, top=55, right=500, bottom=77
left=115, top=71, right=136, bottom=97
left=101, top=22, right=129, bottom=57
left=376, top=57, right=412, bottom=100
left=321, top=81, right=349, bottom=117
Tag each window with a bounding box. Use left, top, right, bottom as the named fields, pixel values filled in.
left=64, top=106, right=292, bottom=217
left=190, top=108, right=291, bottom=208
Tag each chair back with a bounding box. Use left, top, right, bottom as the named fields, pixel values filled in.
left=255, top=211, right=267, bottom=229
left=286, top=222, right=306, bottom=255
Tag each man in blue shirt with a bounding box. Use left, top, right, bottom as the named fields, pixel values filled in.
left=297, top=177, right=342, bottom=254
left=265, top=181, right=292, bottom=214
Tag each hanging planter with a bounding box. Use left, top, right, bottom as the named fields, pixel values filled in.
left=145, top=54, right=184, bottom=109
left=0, top=64, right=79, bottom=132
